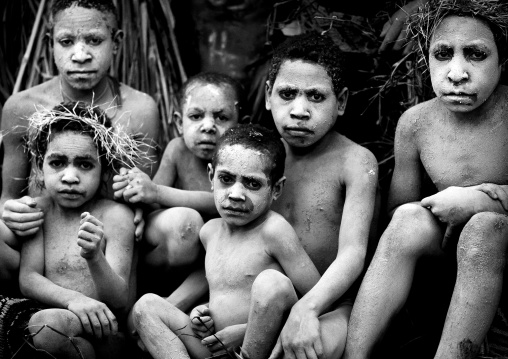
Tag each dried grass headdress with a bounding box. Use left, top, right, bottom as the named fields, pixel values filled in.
left=26, top=101, right=150, bottom=190
left=407, top=0, right=508, bottom=72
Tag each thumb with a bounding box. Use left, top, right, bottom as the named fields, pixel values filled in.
left=268, top=336, right=283, bottom=359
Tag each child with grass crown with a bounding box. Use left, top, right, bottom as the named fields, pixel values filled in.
left=130, top=124, right=321, bottom=359
left=0, top=0, right=160, bottom=289
left=344, top=1, right=508, bottom=358
left=112, top=72, right=244, bottom=305
left=15, top=102, right=144, bottom=358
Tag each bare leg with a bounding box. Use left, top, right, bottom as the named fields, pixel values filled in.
left=143, top=207, right=204, bottom=270
left=344, top=204, right=445, bottom=359
left=319, top=304, right=352, bottom=359
left=434, top=212, right=508, bottom=359
left=29, top=309, right=95, bottom=359
left=132, top=293, right=211, bottom=359
left=241, top=270, right=299, bottom=359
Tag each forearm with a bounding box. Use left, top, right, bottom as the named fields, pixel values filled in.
left=296, top=247, right=365, bottom=315
left=87, top=253, right=129, bottom=310
left=166, top=267, right=208, bottom=312
left=20, top=272, right=85, bottom=308
left=156, top=185, right=217, bottom=216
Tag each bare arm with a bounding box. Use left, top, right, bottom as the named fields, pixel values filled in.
left=166, top=266, right=208, bottom=312
left=81, top=204, right=135, bottom=312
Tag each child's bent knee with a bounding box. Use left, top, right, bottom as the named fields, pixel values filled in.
left=132, top=293, right=169, bottom=329
left=251, top=270, right=295, bottom=306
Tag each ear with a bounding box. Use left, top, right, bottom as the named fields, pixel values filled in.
left=336, top=87, right=349, bottom=116
left=271, top=176, right=286, bottom=201
left=265, top=80, right=273, bottom=111
left=174, top=111, right=183, bottom=136
left=112, top=29, right=124, bottom=55
left=207, top=163, right=214, bottom=190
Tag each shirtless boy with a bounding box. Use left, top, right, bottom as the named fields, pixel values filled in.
left=247, top=33, right=378, bottom=359
left=344, top=1, right=508, bottom=358
left=14, top=102, right=143, bottom=358
left=0, top=0, right=159, bottom=285
left=131, top=124, right=321, bottom=359
left=113, top=72, right=244, bottom=303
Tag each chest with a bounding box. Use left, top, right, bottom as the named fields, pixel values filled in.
left=418, top=122, right=508, bottom=189
left=175, top=156, right=211, bottom=191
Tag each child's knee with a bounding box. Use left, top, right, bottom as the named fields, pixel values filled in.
left=251, top=269, right=296, bottom=310
left=29, top=309, right=76, bottom=350
left=131, top=293, right=167, bottom=329
left=458, top=212, right=508, bottom=269
left=380, top=203, right=442, bottom=257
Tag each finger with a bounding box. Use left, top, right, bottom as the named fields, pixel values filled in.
left=14, top=226, right=41, bottom=237
left=79, top=314, right=94, bottom=337
left=268, top=337, right=284, bottom=359
left=19, top=196, right=38, bottom=208
left=134, top=208, right=143, bottom=225
left=81, top=214, right=102, bottom=227
left=313, top=338, right=324, bottom=359
left=88, top=313, right=103, bottom=339
left=402, top=39, right=414, bottom=55
left=97, top=310, right=111, bottom=337
left=379, top=19, right=391, bottom=38
left=119, top=167, right=129, bottom=175
left=442, top=224, right=455, bottom=250
left=420, top=196, right=432, bottom=208
left=112, top=179, right=129, bottom=190
left=9, top=218, right=44, bottom=233
left=105, top=309, right=118, bottom=336
left=135, top=221, right=144, bottom=242
left=113, top=188, right=126, bottom=200
left=392, top=26, right=408, bottom=51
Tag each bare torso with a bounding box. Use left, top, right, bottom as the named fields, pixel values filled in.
left=172, top=138, right=212, bottom=191
left=271, top=132, right=357, bottom=274
left=409, top=89, right=508, bottom=190
left=202, top=213, right=284, bottom=331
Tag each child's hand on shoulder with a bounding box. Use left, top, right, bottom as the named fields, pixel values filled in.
left=67, top=295, right=118, bottom=339
left=78, top=212, right=104, bottom=260
left=190, top=304, right=214, bottom=339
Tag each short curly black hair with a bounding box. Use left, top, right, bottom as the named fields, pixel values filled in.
left=268, top=32, right=346, bottom=97
left=49, top=0, right=118, bottom=35
left=212, top=124, right=285, bottom=186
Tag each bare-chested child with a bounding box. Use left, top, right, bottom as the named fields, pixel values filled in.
left=239, top=33, right=378, bottom=359
left=130, top=124, right=321, bottom=359
left=344, top=1, right=508, bottom=358
left=112, top=72, right=244, bottom=304
left=0, top=0, right=159, bottom=288
left=12, top=102, right=145, bottom=358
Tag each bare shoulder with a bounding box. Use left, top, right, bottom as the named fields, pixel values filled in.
left=200, top=218, right=222, bottom=247
left=396, top=99, right=437, bottom=134
left=118, top=83, right=158, bottom=117
left=260, top=211, right=297, bottom=243
left=2, top=78, right=60, bottom=130
left=96, top=199, right=135, bottom=231
left=161, top=137, right=187, bottom=160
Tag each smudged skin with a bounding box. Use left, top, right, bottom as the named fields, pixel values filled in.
left=130, top=144, right=320, bottom=359
left=0, top=5, right=160, bottom=286
left=344, top=16, right=508, bottom=359
left=111, top=81, right=240, bottom=314
left=17, top=132, right=136, bottom=358
left=262, top=60, right=379, bottom=359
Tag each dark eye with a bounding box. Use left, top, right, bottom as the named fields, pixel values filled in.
left=88, top=37, right=103, bottom=46
left=309, top=93, right=325, bottom=102
left=218, top=174, right=233, bottom=184
left=188, top=114, right=202, bottom=121
left=217, top=115, right=229, bottom=122
left=49, top=160, right=64, bottom=168
left=58, top=39, right=73, bottom=47
left=433, top=48, right=452, bottom=61
left=80, top=162, right=94, bottom=170
left=279, top=90, right=295, bottom=101
left=469, top=50, right=487, bottom=61
left=246, top=180, right=261, bottom=190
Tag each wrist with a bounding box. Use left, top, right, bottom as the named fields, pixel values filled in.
left=293, top=299, right=320, bottom=316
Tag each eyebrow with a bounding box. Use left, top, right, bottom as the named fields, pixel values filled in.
left=275, top=84, right=331, bottom=92
left=46, top=153, right=98, bottom=162
left=217, top=169, right=266, bottom=182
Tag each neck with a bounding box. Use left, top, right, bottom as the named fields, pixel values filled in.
left=60, top=76, right=110, bottom=105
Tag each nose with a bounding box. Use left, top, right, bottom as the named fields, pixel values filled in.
left=447, top=57, right=469, bottom=84
left=200, top=115, right=217, bottom=134
left=228, top=182, right=245, bottom=201
left=61, top=166, right=79, bottom=184
left=71, top=42, right=92, bottom=63
left=290, top=95, right=310, bottom=120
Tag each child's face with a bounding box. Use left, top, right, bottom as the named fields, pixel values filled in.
left=42, top=132, right=102, bottom=209
left=429, top=15, right=502, bottom=113
left=52, top=6, right=119, bottom=91
left=208, top=144, right=283, bottom=228
left=266, top=60, right=347, bottom=148
left=177, top=83, right=240, bottom=160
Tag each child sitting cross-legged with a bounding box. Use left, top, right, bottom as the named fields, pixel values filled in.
left=130, top=124, right=321, bottom=359
left=14, top=102, right=147, bottom=359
